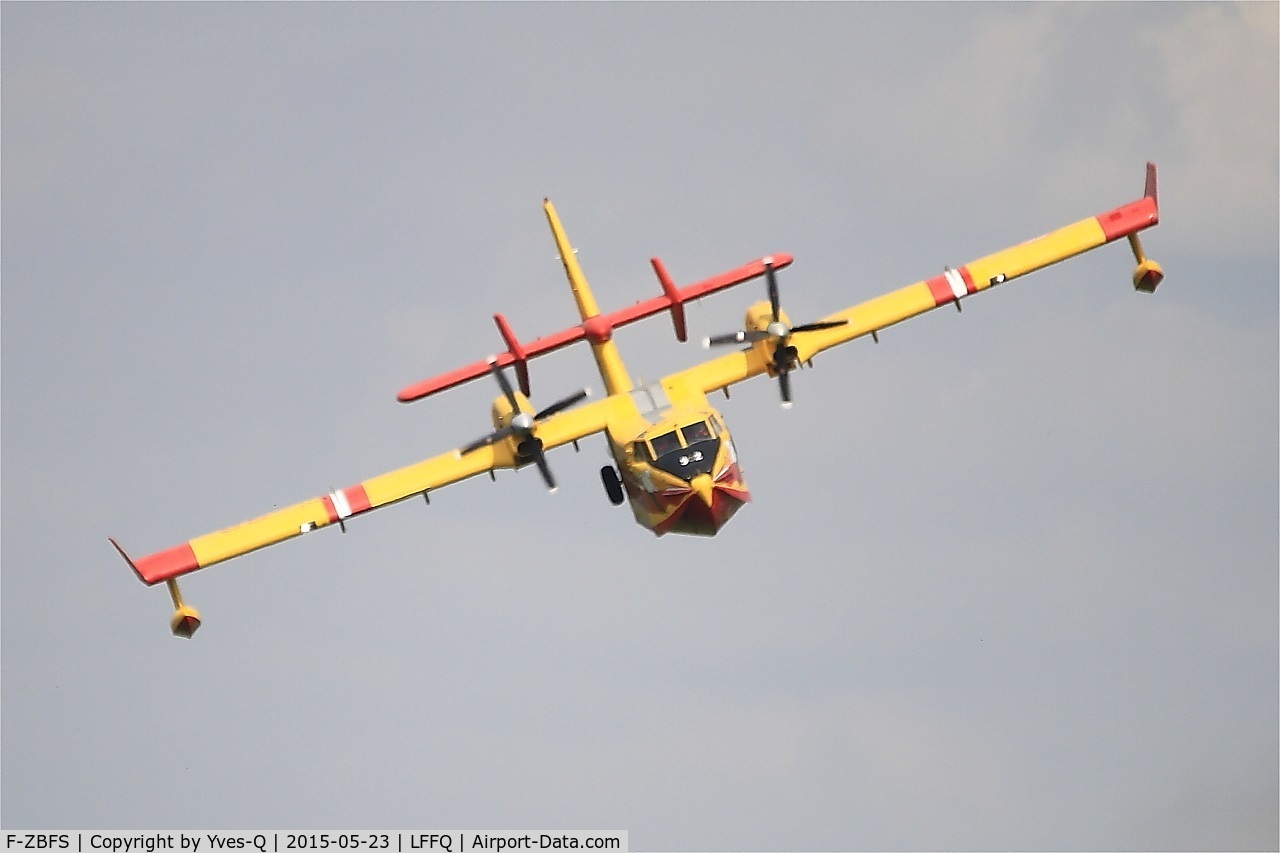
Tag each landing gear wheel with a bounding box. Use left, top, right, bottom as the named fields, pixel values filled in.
left=600, top=464, right=625, bottom=506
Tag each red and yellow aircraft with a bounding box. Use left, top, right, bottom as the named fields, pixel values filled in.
left=112, top=164, right=1163, bottom=637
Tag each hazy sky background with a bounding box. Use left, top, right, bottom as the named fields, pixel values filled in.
left=3, top=3, right=1276, bottom=850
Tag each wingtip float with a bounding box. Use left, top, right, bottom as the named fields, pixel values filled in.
left=1129, top=161, right=1163, bottom=293
left=109, top=538, right=202, bottom=638
left=116, top=163, right=1162, bottom=637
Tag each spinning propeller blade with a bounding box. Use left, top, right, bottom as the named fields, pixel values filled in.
left=702, top=262, right=848, bottom=406
left=534, top=389, right=589, bottom=421
left=789, top=320, right=849, bottom=334
left=767, top=262, right=782, bottom=322
left=777, top=368, right=793, bottom=409
left=531, top=448, right=556, bottom=492
left=706, top=329, right=771, bottom=347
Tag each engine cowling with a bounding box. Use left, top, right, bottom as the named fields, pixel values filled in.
left=743, top=301, right=794, bottom=374
left=460, top=360, right=589, bottom=492
left=490, top=390, right=535, bottom=431
left=702, top=262, right=847, bottom=407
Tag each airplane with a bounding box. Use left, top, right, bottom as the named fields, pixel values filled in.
left=111, top=163, right=1163, bottom=638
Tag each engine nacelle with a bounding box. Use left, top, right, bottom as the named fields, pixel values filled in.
left=490, top=390, right=535, bottom=431
left=743, top=300, right=786, bottom=333
left=743, top=301, right=797, bottom=377
left=1133, top=259, right=1164, bottom=294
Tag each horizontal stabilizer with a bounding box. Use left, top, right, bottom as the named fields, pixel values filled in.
left=396, top=254, right=792, bottom=403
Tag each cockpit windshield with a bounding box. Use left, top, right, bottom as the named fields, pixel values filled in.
left=680, top=420, right=713, bottom=443
left=649, top=430, right=681, bottom=457
left=642, top=420, right=722, bottom=481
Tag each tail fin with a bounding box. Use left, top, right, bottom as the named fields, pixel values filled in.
left=542, top=200, right=633, bottom=395
left=544, top=199, right=602, bottom=321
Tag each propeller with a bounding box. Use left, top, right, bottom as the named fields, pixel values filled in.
left=703, top=262, right=847, bottom=407
left=459, top=359, right=589, bottom=491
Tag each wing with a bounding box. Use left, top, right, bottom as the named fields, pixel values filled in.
left=670, top=163, right=1162, bottom=396
left=117, top=393, right=626, bottom=585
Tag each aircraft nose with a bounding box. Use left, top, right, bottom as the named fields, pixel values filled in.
left=690, top=473, right=715, bottom=508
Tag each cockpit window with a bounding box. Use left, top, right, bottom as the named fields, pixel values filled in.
left=632, top=441, right=651, bottom=462
left=645, top=421, right=721, bottom=481
left=680, top=420, right=714, bottom=443
left=649, top=430, right=681, bottom=457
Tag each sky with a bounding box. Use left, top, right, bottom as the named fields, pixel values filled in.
left=2, top=3, right=1277, bottom=850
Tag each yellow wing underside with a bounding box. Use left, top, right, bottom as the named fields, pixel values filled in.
left=185, top=445, right=501, bottom=569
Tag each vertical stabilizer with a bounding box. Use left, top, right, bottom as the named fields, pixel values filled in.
left=545, top=199, right=602, bottom=321
left=543, top=200, right=633, bottom=395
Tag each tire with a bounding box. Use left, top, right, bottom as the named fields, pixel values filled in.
left=600, top=464, right=625, bottom=506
